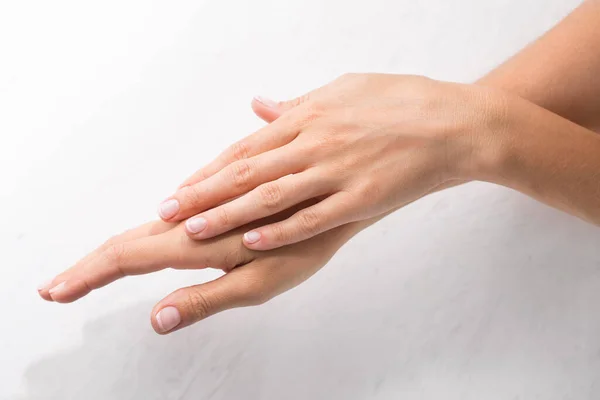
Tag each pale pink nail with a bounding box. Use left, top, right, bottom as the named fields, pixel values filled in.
left=158, top=199, right=179, bottom=219
left=37, top=279, right=54, bottom=291
left=243, top=231, right=261, bottom=244
left=49, top=281, right=67, bottom=295
left=186, top=217, right=207, bottom=234
left=254, top=96, right=278, bottom=108
left=156, top=306, right=181, bottom=333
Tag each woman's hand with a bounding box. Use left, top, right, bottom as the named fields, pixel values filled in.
left=37, top=208, right=365, bottom=334
left=158, top=74, right=501, bottom=250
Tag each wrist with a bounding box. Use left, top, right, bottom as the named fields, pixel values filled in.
left=454, top=87, right=515, bottom=183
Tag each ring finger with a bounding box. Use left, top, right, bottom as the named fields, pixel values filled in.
left=184, top=169, right=332, bottom=240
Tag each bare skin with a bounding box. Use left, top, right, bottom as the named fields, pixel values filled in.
left=40, top=1, right=600, bottom=334
left=158, top=1, right=600, bottom=251
left=479, top=0, right=600, bottom=132
left=38, top=207, right=381, bottom=334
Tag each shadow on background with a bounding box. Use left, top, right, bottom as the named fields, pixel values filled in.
left=18, top=299, right=397, bottom=400
left=18, top=302, right=272, bottom=400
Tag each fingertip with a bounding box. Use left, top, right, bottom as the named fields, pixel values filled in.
left=154, top=306, right=182, bottom=334
left=185, top=217, right=208, bottom=237
left=151, top=299, right=184, bottom=335
left=251, top=98, right=281, bottom=123
left=157, top=198, right=180, bottom=221
left=243, top=230, right=261, bottom=244
left=48, top=280, right=91, bottom=303
left=242, top=230, right=277, bottom=250
left=37, top=279, right=55, bottom=301
left=37, top=289, right=54, bottom=302
left=150, top=316, right=167, bottom=335
left=152, top=280, right=240, bottom=335
left=253, top=96, right=278, bottom=108
left=242, top=231, right=263, bottom=250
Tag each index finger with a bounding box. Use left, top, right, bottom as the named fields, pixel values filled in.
left=46, top=233, right=182, bottom=303
left=37, top=220, right=177, bottom=301
left=46, top=223, right=256, bottom=303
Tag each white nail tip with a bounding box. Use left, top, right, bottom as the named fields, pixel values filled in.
left=37, top=279, right=54, bottom=291
left=244, top=231, right=261, bottom=244
left=49, top=281, right=66, bottom=295
left=254, top=96, right=278, bottom=108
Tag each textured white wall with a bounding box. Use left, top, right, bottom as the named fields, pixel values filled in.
left=2, top=0, right=598, bottom=399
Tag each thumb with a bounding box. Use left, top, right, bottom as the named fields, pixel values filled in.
left=150, top=267, right=263, bottom=334
left=251, top=93, right=311, bottom=123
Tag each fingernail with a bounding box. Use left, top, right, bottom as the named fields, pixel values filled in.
left=156, top=306, right=181, bottom=333
left=243, top=231, right=261, bottom=244
left=37, top=279, right=54, bottom=291
left=254, top=96, right=278, bottom=108
left=186, top=217, right=207, bottom=234
left=158, top=199, right=180, bottom=219
left=49, top=281, right=66, bottom=295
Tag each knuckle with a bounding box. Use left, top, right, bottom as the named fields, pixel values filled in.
left=293, top=101, right=326, bottom=129
left=301, top=102, right=324, bottom=123
left=220, top=248, right=238, bottom=271
left=185, top=290, right=212, bottom=320
left=230, top=160, right=253, bottom=189
left=259, top=183, right=284, bottom=210
left=215, top=206, right=231, bottom=227
left=339, top=188, right=370, bottom=219
left=102, top=244, right=127, bottom=278
left=355, top=180, right=380, bottom=200
left=297, top=209, right=321, bottom=236
left=289, top=95, right=305, bottom=108
left=229, top=141, right=250, bottom=162
left=104, top=243, right=125, bottom=265
left=100, top=236, right=118, bottom=251
left=314, top=132, right=343, bottom=151
left=270, top=223, right=289, bottom=244
left=182, top=184, right=203, bottom=208
left=221, top=244, right=250, bottom=272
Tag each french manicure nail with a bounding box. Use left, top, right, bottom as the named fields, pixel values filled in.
left=244, top=231, right=261, bottom=244
left=254, top=96, right=278, bottom=108
left=156, top=306, right=181, bottom=333
left=158, top=199, right=180, bottom=219
left=37, top=279, right=54, bottom=291
left=186, top=217, right=207, bottom=234
left=49, top=281, right=66, bottom=295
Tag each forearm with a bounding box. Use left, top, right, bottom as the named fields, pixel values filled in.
left=473, top=92, right=600, bottom=225
left=478, top=0, right=600, bottom=132
left=396, top=1, right=600, bottom=227
left=475, top=1, right=600, bottom=223
left=441, top=0, right=600, bottom=196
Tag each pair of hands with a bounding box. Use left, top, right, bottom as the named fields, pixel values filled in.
left=39, top=74, right=507, bottom=334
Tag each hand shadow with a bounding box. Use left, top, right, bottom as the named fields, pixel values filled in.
left=18, top=302, right=277, bottom=400
left=17, top=297, right=396, bottom=400
left=18, top=292, right=415, bottom=400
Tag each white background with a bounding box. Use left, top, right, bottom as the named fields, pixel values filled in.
left=1, top=0, right=599, bottom=399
